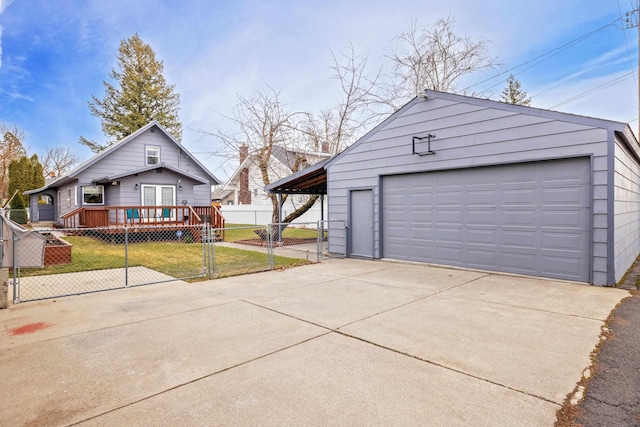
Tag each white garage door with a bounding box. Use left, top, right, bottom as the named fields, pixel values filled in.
left=382, top=158, right=591, bottom=282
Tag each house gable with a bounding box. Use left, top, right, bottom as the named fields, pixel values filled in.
left=26, top=121, right=220, bottom=221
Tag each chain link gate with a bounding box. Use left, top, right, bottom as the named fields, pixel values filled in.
left=11, top=223, right=210, bottom=303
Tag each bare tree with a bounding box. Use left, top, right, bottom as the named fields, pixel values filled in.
left=208, top=47, right=379, bottom=232
left=302, top=44, right=380, bottom=154
left=211, top=87, right=313, bottom=228
left=0, top=125, right=27, bottom=201
left=378, top=16, right=499, bottom=110
left=41, top=146, right=80, bottom=178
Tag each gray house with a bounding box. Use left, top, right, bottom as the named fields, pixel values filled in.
left=267, top=89, right=640, bottom=286
left=26, top=121, right=222, bottom=227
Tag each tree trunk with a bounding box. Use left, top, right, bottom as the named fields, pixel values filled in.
left=271, top=194, right=320, bottom=242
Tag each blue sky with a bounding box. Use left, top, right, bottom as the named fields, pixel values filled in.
left=0, top=0, right=637, bottom=180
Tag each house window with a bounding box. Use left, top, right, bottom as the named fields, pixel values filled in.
left=74, top=186, right=78, bottom=206
left=146, top=146, right=160, bottom=165
left=82, top=185, right=104, bottom=205
left=57, top=191, right=61, bottom=210
left=67, top=188, right=72, bottom=207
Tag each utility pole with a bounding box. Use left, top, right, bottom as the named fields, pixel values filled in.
left=626, top=4, right=640, bottom=139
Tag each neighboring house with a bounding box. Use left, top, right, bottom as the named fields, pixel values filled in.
left=267, top=89, right=640, bottom=286
left=213, top=144, right=330, bottom=224
left=26, top=121, right=222, bottom=227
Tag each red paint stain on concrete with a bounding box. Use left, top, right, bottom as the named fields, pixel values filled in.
left=9, top=322, right=52, bottom=336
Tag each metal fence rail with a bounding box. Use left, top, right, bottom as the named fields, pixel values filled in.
left=5, top=219, right=344, bottom=304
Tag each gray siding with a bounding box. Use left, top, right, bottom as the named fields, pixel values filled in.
left=328, top=96, right=610, bottom=284
left=77, top=128, right=213, bottom=206
left=613, top=136, right=640, bottom=282
left=55, top=181, right=79, bottom=221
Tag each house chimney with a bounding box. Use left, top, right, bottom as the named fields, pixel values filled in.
left=321, top=141, right=330, bottom=153
left=239, top=144, right=249, bottom=163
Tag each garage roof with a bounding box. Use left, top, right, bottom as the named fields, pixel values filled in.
left=265, top=89, right=639, bottom=195
left=265, top=157, right=331, bottom=195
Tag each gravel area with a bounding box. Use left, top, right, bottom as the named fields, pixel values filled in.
left=557, top=257, right=640, bottom=426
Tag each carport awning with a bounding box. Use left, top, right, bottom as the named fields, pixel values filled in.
left=265, top=158, right=330, bottom=195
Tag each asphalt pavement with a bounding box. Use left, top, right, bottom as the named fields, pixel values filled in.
left=569, top=292, right=640, bottom=426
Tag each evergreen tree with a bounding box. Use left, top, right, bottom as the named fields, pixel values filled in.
left=30, top=154, right=45, bottom=190
left=9, top=191, right=27, bottom=224
left=8, top=154, right=45, bottom=207
left=80, top=33, right=182, bottom=152
left=500, top=75, right=531, bottom=106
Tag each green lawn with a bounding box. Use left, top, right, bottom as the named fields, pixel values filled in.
left=222, top=223, right=325, bottom=242
left=19, top=235, right=310, bottom=280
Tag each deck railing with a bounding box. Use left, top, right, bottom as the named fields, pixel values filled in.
left=61, top=205, right=224, bottom=229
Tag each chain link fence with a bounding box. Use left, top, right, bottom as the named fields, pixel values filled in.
left=4, top=219, right=343, bottom=304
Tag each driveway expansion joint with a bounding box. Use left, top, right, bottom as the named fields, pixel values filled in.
left=67, top=330, right=333, bottom=426
left=334, top=329, right=561, bottom=407
left=240, top=298, right=560, bottom=406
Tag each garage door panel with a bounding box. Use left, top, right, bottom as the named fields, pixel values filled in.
left=542, top=211, right=588, bottom=228
left=467, top=247, right=499, bottom=266
left=382, top=158, right=590, bottom=282
left=467, top=189, right=498, bottom=205
left=408, top=211, right=433, bottom=222
left=467, top=229, right=497, bottom=245
left=542, top=187, right=587, bottom=205
left=502, top=230, right=537, bottom=249
left=542, top=256, right=584, bottom=279
left=502, top=210, right=538, bottom=226
left=436, top=209, right=464, bottom=224
left=437, top=227, right=464, bottom=242
left=467, top=210, right=498, bottom=225
left=542, top=232, right=584, bottom=251
left=502, top=253, right=539, bottom=274
left=502, top=188, right=538, bottom=205
left=436, top=246, right=465, bottom=264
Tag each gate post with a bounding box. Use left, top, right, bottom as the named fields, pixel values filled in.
left=0, top=268, right=7, bottom=309
left=12, top=231, right=18, bottom=303
left=267, top=224, right=275, bottom=270
left=316, top=221, right=321, bottom=263
left=124, top=226, right=129, bottom=287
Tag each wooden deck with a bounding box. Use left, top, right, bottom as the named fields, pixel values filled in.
left=61, top=205, right=225, bottom=230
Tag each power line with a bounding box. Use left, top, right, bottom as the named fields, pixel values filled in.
left=547, top=69, right=636, bottom=109
left=463, top=17, right=623, bottom=94
left=617, top=0, right=638, bottom=92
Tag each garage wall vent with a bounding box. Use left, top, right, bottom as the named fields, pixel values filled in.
left=412, top=135, right=436, bottom=156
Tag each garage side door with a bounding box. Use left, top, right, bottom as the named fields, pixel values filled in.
left=382, top=158, right=591, bottom=282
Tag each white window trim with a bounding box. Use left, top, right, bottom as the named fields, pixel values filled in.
left=141, top=184, right=176, bottom=221
left=82, top=185, right=105, bottom=206
left=74, top=185, right=78, bottom=206
left=146, top=145, right=160, bottom=166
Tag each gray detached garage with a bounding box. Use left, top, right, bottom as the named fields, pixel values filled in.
left=267, top=90, right=640, bottom=286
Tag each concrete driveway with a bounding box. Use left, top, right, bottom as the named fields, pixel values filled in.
left=0, top=259, right=628, bottom=426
